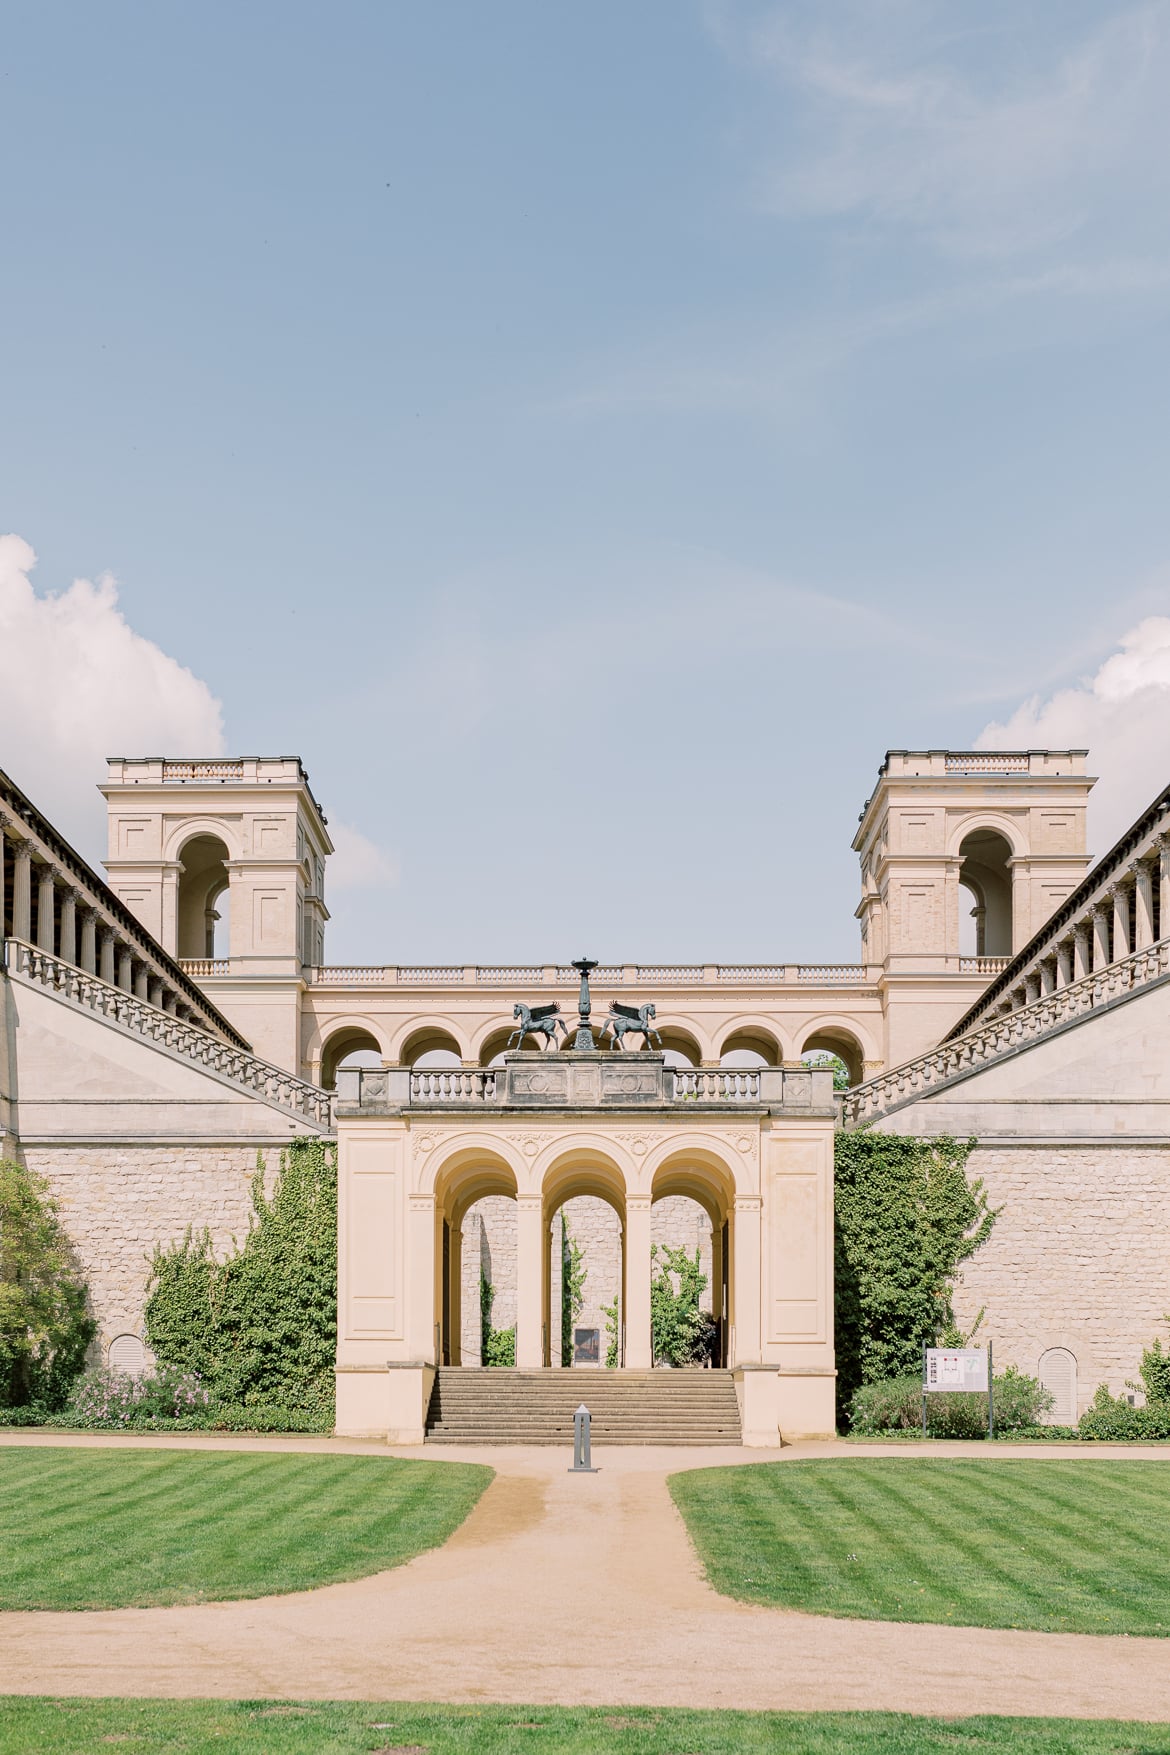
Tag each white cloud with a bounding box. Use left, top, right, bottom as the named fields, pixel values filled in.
left=327, top=821, right=399, bottom=892
left=719, top=1, right=1169, bottom=259
left=976, top=616, right=1170, bottom=850
left=0, top=535, right=224, bottom=854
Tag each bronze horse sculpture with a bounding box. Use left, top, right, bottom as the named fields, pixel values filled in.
left=508, top=1001, right=568, bottom=1051
left=603, top=1000, right=662, bottom=1050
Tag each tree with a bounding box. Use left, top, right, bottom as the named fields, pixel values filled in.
left=0, top=1160, right=94, bottom=1409
left=834, top=1131, right=995, bottom=1424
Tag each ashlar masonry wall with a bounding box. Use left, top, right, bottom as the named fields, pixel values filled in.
left=951, top=1142, right=1170, bottom=1413
left=22, top=1143, right=275, bottom=1364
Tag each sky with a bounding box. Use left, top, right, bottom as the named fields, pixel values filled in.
left=4, top=1, right=1170, bottom=964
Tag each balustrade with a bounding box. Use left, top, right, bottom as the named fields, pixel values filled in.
left=845, top=934, right=1170, bottom=1126
left=4, top=939, right=333, bottom=1127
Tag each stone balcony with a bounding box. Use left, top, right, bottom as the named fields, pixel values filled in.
left=335, top=1052, right=836, bottom=1115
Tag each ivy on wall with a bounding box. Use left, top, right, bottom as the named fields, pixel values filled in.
left=559, top=1216, right=587, bottom=1367
left=834, top=1131, right=995, bottom=1424
left=478, top=1270, right=515, bottom=1367
left=144, top=1138, right=337, bottom=1419
left=0, top=1160, right=94, bottom=1410
left=650, top=1244, right=711, bottom=1368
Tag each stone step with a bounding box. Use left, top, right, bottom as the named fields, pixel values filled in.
left=425, top=1367, right=742, bottom=1446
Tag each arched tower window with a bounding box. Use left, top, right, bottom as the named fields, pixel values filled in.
left=958, top=830, right=1014, bottom=957
left=176, top=835, right=231, bottom=960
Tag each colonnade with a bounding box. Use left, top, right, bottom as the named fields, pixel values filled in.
left=0, top=810, right=218, bottom=1030
left=439, top=1177, right=741, bottom=1371
left=1001, top=838, right=1170, bottom=1012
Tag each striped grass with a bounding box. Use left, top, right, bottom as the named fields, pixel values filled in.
left=0, top=1447, right=491, bottom=1609
left=670, top=1458, right=1170, bottom=1633
left=2, top=1702, right=1170, bottom=1754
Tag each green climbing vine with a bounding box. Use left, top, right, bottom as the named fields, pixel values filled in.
left=834, top=1130, right=996, bottom=1425
left=144, top=1137, right=338, bottom=1423
left=479, top=1269, right=515, bottom=1367
left=601, top=1293, right=620, bottom=1369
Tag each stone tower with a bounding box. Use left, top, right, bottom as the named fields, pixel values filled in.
left=101, top=757, right=332, bottom=1071
left=854, top=749, right=1095, bottom=1065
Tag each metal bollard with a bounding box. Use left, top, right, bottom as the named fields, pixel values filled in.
left=569, top=1402, right=598, bottom=1472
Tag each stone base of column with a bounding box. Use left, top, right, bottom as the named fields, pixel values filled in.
left=334, top=1363, right=435, bottom=1443
left=734, top=1365, right=837, bottom=1445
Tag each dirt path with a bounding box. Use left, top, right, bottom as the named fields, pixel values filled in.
left=2, top=1433, right=1170, bottom=1720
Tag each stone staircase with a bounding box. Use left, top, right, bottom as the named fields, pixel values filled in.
left=425, top=1368, right=742, bottom=1446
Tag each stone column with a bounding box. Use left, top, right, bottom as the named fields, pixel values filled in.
left=36, top=865, right=55, bottom=954
left=134, top=964, right=149, bottom=1001
left=1025, top=972, right=1041, bottom=1004
left=0, top=821, right=6, bottom=942
left=1113, top=884, right=1131, bottom=962
left=59, top=890, right=79, bottom=967
left=514, top=1195, right=545, bottom=1368
left=1092, top=904, right=1110, bottom=971
left=148, top=977, right=164, bottom=1009
left=1040, top=958, right=1056, bottom=996
left=1159, top=836, right=1170, bottom=942
left=118, top=946, right=133, bottom=990
left=11, top=841, right=31, bottom=941
left=624, top=1196, right=653, bottom=1370
left=1073, top=923, right=1091, bottom=982
left=1056, top=940, right=1073, bottom=987
left=100, top=929, right=116, bottom=985
left=732, top=1197, right=763, bottom=1365
left=1134, top=860, right=1155, bottom=950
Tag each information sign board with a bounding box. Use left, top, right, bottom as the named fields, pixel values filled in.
left=924, top=1348, right=988, bottom=1392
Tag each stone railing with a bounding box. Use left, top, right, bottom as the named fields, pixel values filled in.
left=958, top=957, right=1011, bottom=975
left=162, top=760, right=246, bottom=782
left=945, top=752, right=1029, bottom=774
left=6, top=940, right=334, bottom=1128
left=338, top=1059, right=833, bottom=1113
left=672, top=1067, right=760, bottom=1101
left=308, top=962, right=877, bottom=990
left=179, top=959, right=231, bottom=978
left=844, top=935, right=1170, bottom=1126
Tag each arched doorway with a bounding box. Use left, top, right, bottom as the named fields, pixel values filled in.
left=177, top=834, right=231, bottom=960
left=433, top=1153, right=518, bottom=1368
left=541, top=1155, right=628, bottom=1369
left=959, top=829, right=1014, bottom=956
left=650, top=1156, right=735, bottom=1368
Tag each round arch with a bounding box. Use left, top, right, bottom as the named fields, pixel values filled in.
left=475, top=1025, right=516, bottom=1067
left=796, top=1020, right=872, bottom=1087
left=174, top=832, right=233, bottom=961
left=649, top=1145, right=738, bottom=1368
left=717, top=1020, right=784, bottom=1066
left=655, top=1024, right=704, bottom=1067
left=318, top=1023, right=385, bottom=1090
left=954, top=824, right=1016, bottom=958
left=394, top=1021, right=469, bottom=1065
left=165, top=819, right=244, bottom=864
left=944, top=812, right=1025, bottom=859
left=430, top=1144, right=523, bottom=1369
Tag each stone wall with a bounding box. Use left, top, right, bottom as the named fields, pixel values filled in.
left=458, top=1192, right=714, bottom=1367
left=952, top=1143, right=1170, bottom=1413
left=22, top=1142, right=273, bottom=1363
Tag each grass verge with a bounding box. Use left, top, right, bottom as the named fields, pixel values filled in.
left=670, top=1458, right=1170, bottom=1634
left=0, top=1448, right=491, bottom=1609
left=2, top=1702, right=1170, bottom=1754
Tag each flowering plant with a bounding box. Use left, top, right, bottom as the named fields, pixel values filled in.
left=64, top=1363, right=212, bottom=1428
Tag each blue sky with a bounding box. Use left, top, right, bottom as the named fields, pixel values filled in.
left=4, top=2, right=1170, bottom=962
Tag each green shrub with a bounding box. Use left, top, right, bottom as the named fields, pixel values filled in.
left=651, top=1244, right=712, bottom=1368
left=145, top=1139, right=337, bottom=1423
left=0, top=1160, right=95, bottom=1411
left=834, top=1132, right=996, bottom=1425
left=63, top=1364, right=211, bottom=1428
left=483, top=1324, right=515, bottom=1368
left=1138, top=1333, right=1170, bottom=1405
left=849, top=1365, right=1052, bottom=1437
left=1078, top=1384, right=1170, bottom=1441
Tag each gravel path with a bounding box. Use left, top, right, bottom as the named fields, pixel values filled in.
left=2, top=1432, right=1169, bottom=1720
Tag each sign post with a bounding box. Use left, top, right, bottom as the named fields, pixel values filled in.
left=922, top=1345, right=994, bottom=1440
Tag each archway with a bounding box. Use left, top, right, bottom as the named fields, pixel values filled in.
left=434, top=1154, right=519, bottom=1368
left=718, top=1025, right=781, bottom=1067
left=541, top=1155, right=628, bottom=1370
left=651, top=1157, right=735, bottom=1368
left=958, top=829, right=1014, bottom=956
left=799, top=1025, right=866, bottom=1088
left=319, top=1025, right=384, bottom=1091
left=397, top=1023, right=466, bottom=1067
left=177, top=834, right=231, bottom=960
left=657, top=1026, right=702, bottom=1068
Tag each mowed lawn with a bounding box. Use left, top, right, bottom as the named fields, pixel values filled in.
left=3, top=1702, right=1170, bottom=1755
left=0, top=1447, right=491, bottom=1609
left=670, top=1459, right=1170, bottom=1634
